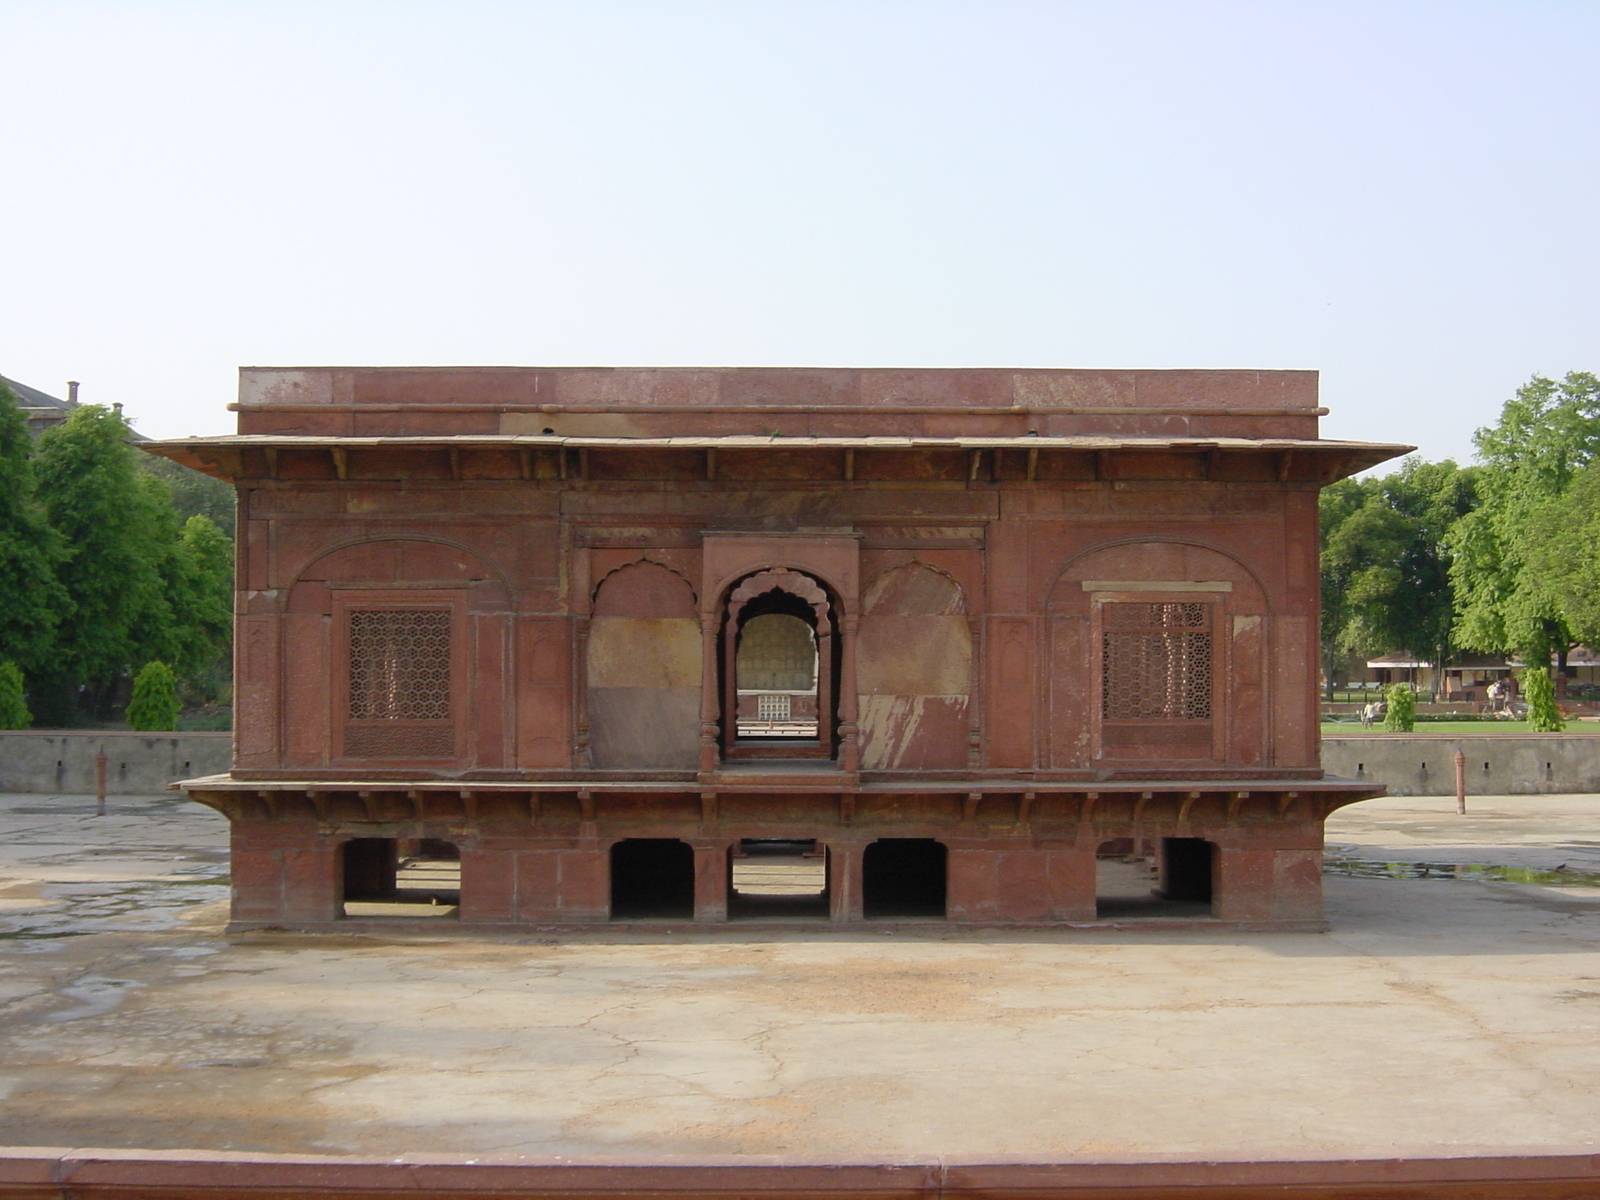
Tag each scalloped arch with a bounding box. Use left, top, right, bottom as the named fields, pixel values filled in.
left=590, top=556, right=698, bottom=611
left=862, top=559, right=968, bottom=616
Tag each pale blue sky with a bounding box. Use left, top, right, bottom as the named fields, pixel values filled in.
left=3, top=0, right=1596, bottom=462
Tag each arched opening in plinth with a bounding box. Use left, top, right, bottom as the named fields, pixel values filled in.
left=609, top=838, right=695, bottom=920
left=1094, top=836, right=1214, bottom=919
left=341, top=836, right=460, bottom=918
left=719, top=569, right=840, bottom=760
left=862, top=838, right=946, bottom=919
left=728, top=838, right=829, bottom=920
left=1161, top=837, right=1216, bottom=907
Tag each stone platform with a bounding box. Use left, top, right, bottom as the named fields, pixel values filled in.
left=0, top=790, right=1597, bottom=1192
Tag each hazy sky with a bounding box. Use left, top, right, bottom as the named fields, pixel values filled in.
left=4, top=0, right=1596, bottom=463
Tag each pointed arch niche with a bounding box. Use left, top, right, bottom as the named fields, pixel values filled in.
left=719, top=569, right=839, bottom=760
left=587, top=561, right=701, bottom=769
left=856, top=562, right=971, bottom=770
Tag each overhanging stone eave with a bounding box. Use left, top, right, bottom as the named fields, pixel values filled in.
left=142, top=434, right=1414, bottom=483
left=177, top=773, right=1388, bottom=796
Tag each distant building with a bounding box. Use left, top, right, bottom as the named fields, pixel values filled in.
left=150, top=366, right=1408, bottom=932
left=1364, top=653, right=1513, bottom=703
left=3, top=376, right=79, bottom=439
left=2, top=376, right=146, bottom=441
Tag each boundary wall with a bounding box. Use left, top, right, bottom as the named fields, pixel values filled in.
left=0, top=731, right=231, bottom=794
left=2, top=731, right=1594, bottom=800
left=1, top=1149, right=1598, bottom=1199
left=1323, top=733, right=1600, bottom=796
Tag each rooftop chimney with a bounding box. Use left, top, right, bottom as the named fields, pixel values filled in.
left=67, top=381, right=80, bottom=405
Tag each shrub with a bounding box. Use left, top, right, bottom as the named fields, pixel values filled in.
left=0, top=660, right=28, bottom=729
left=126, top=661, right=181, bottom=731
left=1382, top=682, right=1416, bottom=732
left=1523, top=665, right=1565, bottom=732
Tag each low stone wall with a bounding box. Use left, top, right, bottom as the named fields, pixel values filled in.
left=1323, top=733, right=1600, bottom=796
left=0, top=731, right=231, bottom=794
left=1, top=730, right=1593, bottom=800
left=0, top=1149, right=1597, bottom=1199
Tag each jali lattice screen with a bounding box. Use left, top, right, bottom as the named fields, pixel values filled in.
left=344, top=609, right=454, bottom=758
left=1101, top=602, right=1212, bottom=721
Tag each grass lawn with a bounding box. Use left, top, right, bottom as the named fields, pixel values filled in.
left=1321, top=719, right=1600, bottom=735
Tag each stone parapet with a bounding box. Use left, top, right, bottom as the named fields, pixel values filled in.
left=1, top=1147, right=1598, bottom=1199
left=0, top=731, right=231, bottom=794
left=1324, top=734, right=1600, bottom=796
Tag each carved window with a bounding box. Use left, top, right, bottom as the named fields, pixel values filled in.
left=1101, top=603, right=1212, bottom=721
left=343, top=609, right=455, bottom=759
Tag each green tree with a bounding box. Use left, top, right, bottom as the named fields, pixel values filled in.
left=155, top=515, right=234, bottom=692
left=0, top=380, right=65, bottom=674
left=0, top=660, right=29, bottom=729
left=1516, top=458, right=1600, bottom=649
left=125, top=661, right=180, bottom=731
left=1449, top=372, right=1600, bottom=669
left=33, top=405, right=175, bottom=717
left=1516, top=668, right=1568, bottom=732
left=1320, top=458, right=1476, bottom=696
left=139, top=454, right=236, bottom=537
left=1522, top=665, right=1565, bottom=732
left=1382, top=682, right=1415, bottom=732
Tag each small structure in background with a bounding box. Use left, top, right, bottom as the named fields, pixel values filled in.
left=2, top=376, right=80, bottom=439
left=2, top=377, right=148, bottom=442
left=149, top=366, right=1407, bottom=930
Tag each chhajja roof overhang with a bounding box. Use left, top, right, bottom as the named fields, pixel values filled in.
left=143, top=433, right=1413, bottom=484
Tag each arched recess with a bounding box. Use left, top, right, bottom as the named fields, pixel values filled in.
left=1044, top=540, right=1270, bottom=771
left=856, top=562, right=971, bottom=770
left=719, top=568, right=839, bottom=759
left=280, top=537, right=511, bottom=769
left=587, top=560, right=701, bottom=769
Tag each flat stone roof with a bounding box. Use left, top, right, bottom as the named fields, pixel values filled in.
left=210, top=366, right=1405, bottom=448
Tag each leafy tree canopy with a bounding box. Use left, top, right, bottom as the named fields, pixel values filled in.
left=139, top=454, right=236, bottom=537
left=0, top=380, right=65, bottom=673
left=34, top=405, right=174, bottom=694
left=126, top=660, right=181, bottom=731
left=1449, top=372, right=1600, bottom=663
left=0, top=661, right=29, bottom=730
left=1320, top=457, right=1476, bottom=691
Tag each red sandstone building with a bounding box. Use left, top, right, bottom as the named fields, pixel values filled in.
left=151, top=367, right=1406, bottom=931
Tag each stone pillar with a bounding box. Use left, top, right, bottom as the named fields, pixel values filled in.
left=457, top=846, right=514, bottom=923
left=838, top=613, right=860, bottom=774
left=946, top=846, right=998, bottom=922
left=1211, top=843, right=1272, bottom=921
left=554, top=845, right=611, bottom=923
left=573, top=615, right=592, bottom=769
left=281, top=832, right=342, bottom=924
left=828, top=842, right=863, bottom=921
left=699, top=612, right=721, bottom=772
left=228, top=821, right=288, bottom=926
left=1046, top=844, right=1098, bottom=921
left=967, top=614, right=985, bottom=769
left=693, top=842, right=728, bottom=922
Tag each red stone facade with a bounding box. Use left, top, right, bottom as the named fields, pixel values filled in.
left=150, top=367, right=1406, bottom=931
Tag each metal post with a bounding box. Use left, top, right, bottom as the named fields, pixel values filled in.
left=1454, top=749, right=1466, bottom=815
left=94, top=751, right=107, bottom=817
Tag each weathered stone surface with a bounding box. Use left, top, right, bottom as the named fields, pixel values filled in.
left=1, top=790, right=1599, bottom=1168
left=144, top=367, right=1412, bottom=929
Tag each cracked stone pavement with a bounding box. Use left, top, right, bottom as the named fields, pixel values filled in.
left=0, top=791, right=1597, bottom=1158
